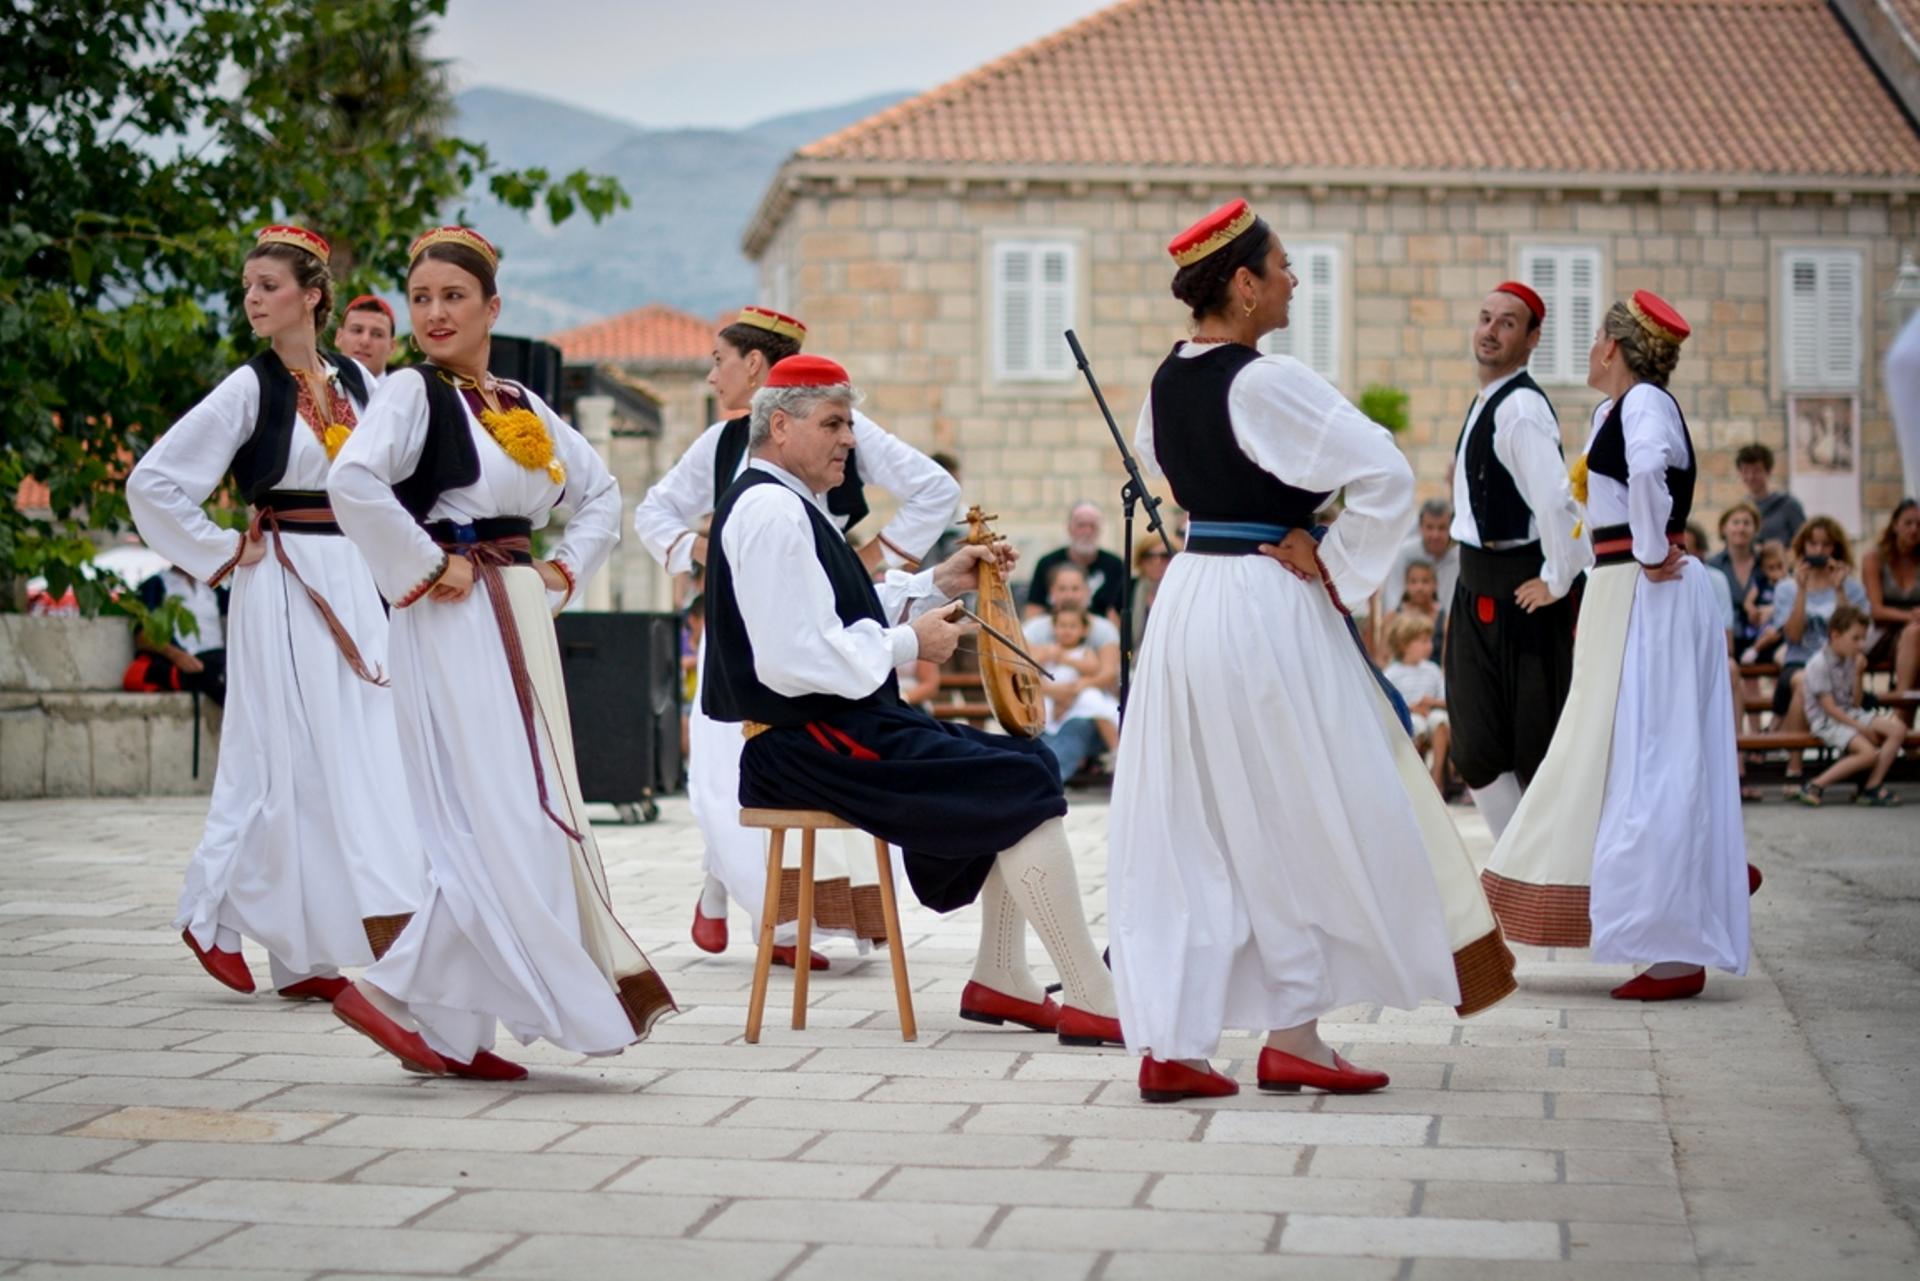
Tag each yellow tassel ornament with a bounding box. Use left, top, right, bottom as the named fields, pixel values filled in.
left=1568, top=453, right=1588, bottom=539
left=322, top=424, right=352, bottom=460
left=480, top=406, right=566, bottom=486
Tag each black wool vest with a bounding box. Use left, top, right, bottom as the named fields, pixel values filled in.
left=711, top=415, right=870, bottom=532
left=229, top=350, right=372, bottom=502
left=391, top=366, right=484, bottom=520
left=1148, top=344, right=1331, bottom=525
left=702, top=468, right=901, bottom=727
left=1585, top=384, right=1697, bottom=533
left=1453, top=371, right=1560, bottom=545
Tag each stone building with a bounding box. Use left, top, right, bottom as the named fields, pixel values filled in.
left=549, top=303, right=725, bottom=610
left=741, top=0, right=1920, bottom=557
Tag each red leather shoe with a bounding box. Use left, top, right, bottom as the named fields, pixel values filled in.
left=1748, top=863, right=1764, bottom=896
left=1057, top=1007, right=1124, bottom=1047
left=772, top=945, right=829, bottom=972
left=333, top=983, right=446, bottom=1075
left=1257, top=1047, right=1389, bottom=1094
left=443, top=1050, right=529, bottom=1082
left=958, top=980, right=1061, bottom=1032
left=1139, top=1057, right=1240, bottom=1103
left=1609, top=968, right=1705, bottom=1001
left=182, top=929, right=255, bottom=994
left=691, top=902, right=728, bottom=954
left=277, top=975, right=350, bottom=1002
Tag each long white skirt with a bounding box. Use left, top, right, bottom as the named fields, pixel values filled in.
left=1484, top=560, right=1749, bottom=972
left=1109, top=552, right=1484, bottom=1062
left=177, top=532, right=421, bottom=981
left=689, top=637, right=889, bottom=950
left=366, top=566, right=672, bottom=1059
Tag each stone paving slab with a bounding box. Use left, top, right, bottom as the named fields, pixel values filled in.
left=0, top=794, right=1913, bottom=1279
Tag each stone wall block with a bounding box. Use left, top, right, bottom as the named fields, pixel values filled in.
left=0, top=704, right=48, bottom=799
left=42, top=715, right=91, bottom=796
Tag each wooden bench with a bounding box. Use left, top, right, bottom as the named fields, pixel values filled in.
left=737, top=808, right=916, bottom=1044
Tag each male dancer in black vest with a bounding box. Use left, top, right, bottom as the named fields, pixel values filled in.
left=704, top=354, right=1123, bottom=1046
left=1445, top=283, right=1593, bottom=838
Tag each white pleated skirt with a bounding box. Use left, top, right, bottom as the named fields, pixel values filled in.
left=1108, top=552, right=1473, bottom=1062
left=1485, top=560, right=1749, bottom=972
left=365, top=565, right=671, bottom=1059
left=177, top=532, right=422, bottom=979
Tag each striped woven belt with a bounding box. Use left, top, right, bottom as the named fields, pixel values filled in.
left=1591, top=524, right=1685, bottom=567
left=1185, top=520, right=1300, bottom=555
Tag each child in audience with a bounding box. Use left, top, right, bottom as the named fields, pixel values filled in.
left=1741, top=540, right=1788, bottom=665
left=1795, top=605, right=1909, bottom=807
left=1034, top=606, right=1121, bottom=778
left=1384, top=613, right=1451, bottom=793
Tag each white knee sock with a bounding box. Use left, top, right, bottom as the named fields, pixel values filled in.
left=1470, top=772, right=1524, bottom=839
left=698, top=873, right=729, bottom=918
left=994, top=819, right=1116, bottom=1017
left=969, top=863, right=1045, bottom=1003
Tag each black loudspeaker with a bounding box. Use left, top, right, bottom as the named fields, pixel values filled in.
left=489, top=335, right=565, bottom=404
left=554, top=612, right=683, bottom=823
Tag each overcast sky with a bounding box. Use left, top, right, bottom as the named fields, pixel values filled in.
left=430, top=0, right=1112, bottom=129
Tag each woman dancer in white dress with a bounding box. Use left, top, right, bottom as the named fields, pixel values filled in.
left=127, top=225, right=423, bottom=1002
left=328, top=227, right=673, bottom=1079
left=1109, top=201, right=1515, bottom=1104
left=1481, top=291, right=1749, bottom=1000
left=634, top=308, right=956, bottom=970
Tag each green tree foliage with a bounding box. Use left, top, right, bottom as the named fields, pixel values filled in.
left=1, top=0, right=628, bottom=611
left=1357, top=384, right=1411, bottom=435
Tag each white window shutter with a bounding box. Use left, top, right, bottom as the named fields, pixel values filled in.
left=992, top=240, right=1076, bottom=382
left=1782, top=250, right=1864, bottom=391
left=1520, top=245, right=1602, bottom=384
left=1260, top=243, right=1341, bottom=384
left=1522, top=249, right=1561, bottom=382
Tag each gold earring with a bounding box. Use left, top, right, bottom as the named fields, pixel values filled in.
left=1242, top=300, right=1256, bottom=317
left=1601, top=355, right=1612, bottom=370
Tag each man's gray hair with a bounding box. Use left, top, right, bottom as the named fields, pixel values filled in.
left=748, top=383, right=859, bottom=447
left=1419, top=497, right=1453, bottom=521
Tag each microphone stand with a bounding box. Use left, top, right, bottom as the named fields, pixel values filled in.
left=1065, top=329, right=1172, bottom=725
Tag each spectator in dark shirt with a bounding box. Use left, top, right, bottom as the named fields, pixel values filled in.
left=1735, top=443, right=1808, bottom=547
left=1026, top=500, right=1126, bottom=623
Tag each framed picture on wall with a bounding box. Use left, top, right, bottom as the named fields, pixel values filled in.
left=1786, top=393, right=1862, bottom=534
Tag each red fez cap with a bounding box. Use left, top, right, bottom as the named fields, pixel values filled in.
left=735, top=305, right=807, bottom=345
left=1493, top=280, right=1545, bottom=323
left=1628, top=289, right=1690, bottom=344
left=256, top=225, right=330, bottom=264
left=346, top=294, right=394, bottom=324
left=764, top=354, right=851, bottom=388
left=1168, top=199, right=1258, bottom=267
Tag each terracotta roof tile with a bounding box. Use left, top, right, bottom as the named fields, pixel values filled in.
left=799, top=0, right=1920, bottom=179
left=547, top=304, right=724, bottom=364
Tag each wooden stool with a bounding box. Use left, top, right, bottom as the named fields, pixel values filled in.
left=738, top=808, right=917, bottom=1043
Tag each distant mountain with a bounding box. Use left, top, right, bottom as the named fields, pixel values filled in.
left=447, top=88, right=912, bottom=337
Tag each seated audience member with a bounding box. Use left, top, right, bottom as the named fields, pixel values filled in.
left=1128, top=539, right=1173, bottom=649
left=1393, top=558, right=1448, bottom=659
left=1686, top=521, right=1738, bottom=644
left=1382, top=613, right=1451, bottom=794
left=1380, top=498, right=1461, bottom=614
left=1794, top=605, right=1909, bottom=807
left=1034, top=607, right=1121, bottom=781
left=1735, top=442, right=1808, bottom=547
left=1742, top=540, right=1789, bottom=665
left=1022, top=563, right=1121, bottom=694
left=1026, top=501, right=1126, bottom=622
left=898, top=657, right=941, bottom=712
left=1861, top=498, right=1920, bottom=722
left=124, top=566, right=228, bottom=706
left=923, top=452, right=968, bottom=569
left=1708, top=501, right=1764, bottom=655
left=1771, top=517, right=1872, bottom=787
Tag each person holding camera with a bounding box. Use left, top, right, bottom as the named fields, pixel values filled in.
left=1769, top=516, right=1872, bottom=786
